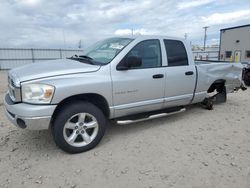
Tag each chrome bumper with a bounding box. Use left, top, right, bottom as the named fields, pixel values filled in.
left=4, top=94, right=57, bottom=130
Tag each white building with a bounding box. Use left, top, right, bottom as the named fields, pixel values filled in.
left=219, top=24, right=250, bottom=62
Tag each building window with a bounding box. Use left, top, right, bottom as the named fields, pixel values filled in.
left=225, top=51, right=232, bottom=58
left=246, top=51, right=250, bottom=58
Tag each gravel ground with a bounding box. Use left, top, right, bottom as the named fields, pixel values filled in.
left=0, top=70, right=250, bottom=188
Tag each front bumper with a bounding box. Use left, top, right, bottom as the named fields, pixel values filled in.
left=4, top=93, right=57, bottom=130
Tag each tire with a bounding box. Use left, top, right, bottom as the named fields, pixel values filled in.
left=52, top=101, right=107, bottom=153
left=245, top=79, right=250, bottom=86
left=201, top=98, right=213, bottom=110
left=215, top=86, right=227, bottom=103
left=245, top=80, right=250, bottom=86
left=244, top=72, right=250, bottom=86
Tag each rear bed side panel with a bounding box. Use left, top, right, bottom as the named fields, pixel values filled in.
left=192, top=62, right=243, bottom=103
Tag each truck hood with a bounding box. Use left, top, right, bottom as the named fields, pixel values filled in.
left=9, top=59, right=101, bottom=82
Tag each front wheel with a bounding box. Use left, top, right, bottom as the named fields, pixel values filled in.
left=52, top=101, right=107, bottom=153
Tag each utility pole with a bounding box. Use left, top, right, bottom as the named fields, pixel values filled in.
left=78, top=40, right=82, bottom=48
left=203, top=26, right=209, bottom=51
left=131, top=29, right=134, bottom=36
left=62, top=29, right=66, bottom=48
left=184, top=33, right=188, bottom=40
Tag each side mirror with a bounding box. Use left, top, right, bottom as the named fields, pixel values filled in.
left=117, top=56, right=142, bottom=70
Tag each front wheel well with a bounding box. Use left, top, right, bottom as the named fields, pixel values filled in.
left=207, top=79, right=226, bottom=93
left=51, top=93, right=110, bottom=126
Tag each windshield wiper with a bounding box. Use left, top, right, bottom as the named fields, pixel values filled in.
left=79, top=55, right=93, bottom=60
left=67, top=55, right=101, bottom=65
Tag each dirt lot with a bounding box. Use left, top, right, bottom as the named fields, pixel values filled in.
left=0, top=70, right=250, bottom=188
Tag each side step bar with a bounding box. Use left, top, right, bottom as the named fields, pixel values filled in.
left=116, top=108, right=186, bottom=125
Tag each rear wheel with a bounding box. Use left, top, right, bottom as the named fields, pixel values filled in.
left=52, top=101, right=106, bottom=153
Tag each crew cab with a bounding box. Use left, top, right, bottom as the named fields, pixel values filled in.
left=4, top=35, right=245, bottom=153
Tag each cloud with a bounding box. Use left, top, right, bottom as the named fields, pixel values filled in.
left=114, top=28, right=154, bottom=36
left=177, top=0, right=215, bottom=10
left=17, top=0, right=42, bottom=6
left=0, top=0, right=249, bottom=48
left=202, top=9, right=250, bottom=25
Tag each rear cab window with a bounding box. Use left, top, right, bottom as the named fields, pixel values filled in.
left=164, top=39, right=188, bottom=66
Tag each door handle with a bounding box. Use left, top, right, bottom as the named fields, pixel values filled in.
left=185, top=71, right=194, bottom=76
left=153, top=74, right=164, bottom=79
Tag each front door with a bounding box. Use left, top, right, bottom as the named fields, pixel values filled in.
left=111, top=39, right=166, bottom=117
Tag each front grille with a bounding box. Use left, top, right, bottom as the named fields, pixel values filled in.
left=11, top=79, right=15, bottom=87
left=8, top=75, right=21, bottom=103
left=8, top=77, right=15, bottom=101
left=8, top=86, right=16, bottom=100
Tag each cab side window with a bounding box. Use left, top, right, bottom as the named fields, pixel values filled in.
left=126, top=40, right=162, bottom=68
left=164, top=39, right=188, bottom=66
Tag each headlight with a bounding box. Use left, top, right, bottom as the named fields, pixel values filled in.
left=21, top=84, right=55, bottom=104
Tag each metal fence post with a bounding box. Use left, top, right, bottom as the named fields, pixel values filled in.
left=31, top=48, right=35, bottom=63
left=59, top=49, right=62, bottom=59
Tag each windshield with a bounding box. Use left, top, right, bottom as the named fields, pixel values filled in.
left=83, top=37, right=133, bottom=64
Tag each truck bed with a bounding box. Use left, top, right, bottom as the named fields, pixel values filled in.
left=193, top=60, right=243, bottom=103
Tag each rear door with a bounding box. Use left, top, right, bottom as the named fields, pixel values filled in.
left=111, top=39, right=166, bottom=117
left=163, top=39, right=196, bottom=107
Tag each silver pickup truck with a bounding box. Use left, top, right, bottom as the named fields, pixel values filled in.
left=4, top=35, right=246, bottom=153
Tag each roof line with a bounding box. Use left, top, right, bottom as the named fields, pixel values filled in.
left=220, top=24, right=250, bottom=31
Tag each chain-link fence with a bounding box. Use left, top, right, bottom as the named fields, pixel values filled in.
left=0, top=48, right=83, bottom=69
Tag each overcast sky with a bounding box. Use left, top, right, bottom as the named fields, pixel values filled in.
left=0, top=0, right=250, bottom=49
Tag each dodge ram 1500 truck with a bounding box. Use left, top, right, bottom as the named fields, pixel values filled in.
left=4, top=35, right=246, bottom=153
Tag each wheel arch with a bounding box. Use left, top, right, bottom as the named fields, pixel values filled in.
left=50, top=93, right=110, bottom=127
left=207, top=79, right=226, bottom=93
